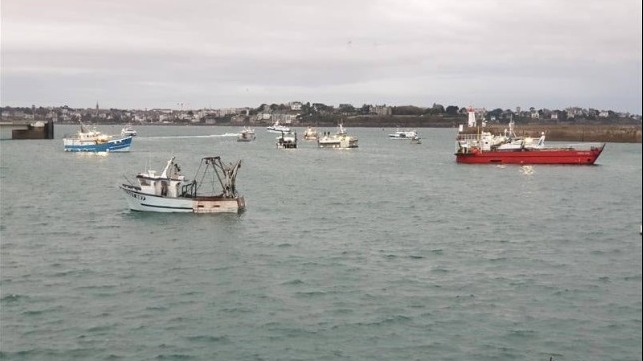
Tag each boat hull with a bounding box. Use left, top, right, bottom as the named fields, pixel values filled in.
left=64, top=136, right=132, bottom=152
left=389, top=130, right=417, bottom=139
left=276, top=142, right=297, bottom=149
left=317, top=136, right=358, bottom=149
left=455, top=145, right=605, bottom=164
left=318, top=141, right=358, bottom=148
left=318, top=142, right=358, bottom=149
left=389, top=134, right=416, bottom=139
left=120, top=186, right=245, bottom=213
left=237, top=134, right=256, bottom=142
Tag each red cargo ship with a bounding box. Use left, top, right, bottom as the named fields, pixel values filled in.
left=455, top=110, right=605, bottom=165
left=455, top=141, right=605, bottom=164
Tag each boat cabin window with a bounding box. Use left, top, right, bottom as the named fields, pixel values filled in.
left=140, top=179, right=151, bottom=186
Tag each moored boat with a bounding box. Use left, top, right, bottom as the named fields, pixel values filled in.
left=121, top=124, right=138, bottom=137
left=276, top=130, right=297, bottom=149
left=317, top=124, right=358, bottom=149
left=455, top=119, right=605, bottom=164
left=120, top=156, right=245, bottom=213
left=303, top=127, right=319, bottom=140
left=237, top=127, right=256, bottom=142
left=63, top=122, right=132, bottom=152
left=266, top=120, right=291, bottom=134
left=389, top=128, right=418, bottom=139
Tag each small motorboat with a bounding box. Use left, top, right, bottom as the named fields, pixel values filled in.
left=303, top=127, right=319, bottom=140
left=317, top=124, right=358, bottom=149
left=120, top=124, right=138, bottom=137
left=276, top=131, right=297, bottom=149
left=237, top=127, right=256, bottom=142
left=388, top=128, right=418, bottom=139
left=266, top=120, right=291, bottom=133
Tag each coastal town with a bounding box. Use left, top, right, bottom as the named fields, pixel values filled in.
left=1, top=102, right=641, bottom=128
left=2, top=101, right=641, bottom=142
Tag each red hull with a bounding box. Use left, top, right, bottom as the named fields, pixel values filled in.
left=456, top=145, right=605, bottom=164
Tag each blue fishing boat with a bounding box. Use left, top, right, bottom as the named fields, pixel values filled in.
left=63, top=123, right=133, bottom=152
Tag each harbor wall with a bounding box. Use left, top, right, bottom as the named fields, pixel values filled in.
left=0, top=120, right=54, bottom=140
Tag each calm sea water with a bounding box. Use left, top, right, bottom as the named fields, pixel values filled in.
left=1, top=124, right=641, bottom=361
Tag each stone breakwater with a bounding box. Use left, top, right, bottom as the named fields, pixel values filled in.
left=463, top=124, right=641, bottom=143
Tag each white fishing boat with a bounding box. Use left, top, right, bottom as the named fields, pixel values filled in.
left=120, top=156, right=245, bottom=213
left=303, top=127, right=319, bottom=140
left=388, top=128, right=418, bottom=139
left=266, top=120, right=291, bottom=133
left=276, top=131, right=297, bottom=149
left=63, top=122, right=132, bottom=152
left=237, top=127, right=256, bottom=142
left=121, top=124, right=138, bottom=137
left=317, top=124, right=358, bottom=149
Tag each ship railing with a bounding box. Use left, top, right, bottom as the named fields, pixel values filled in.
left=456, top=133, right=480, bottom=142
left=563, top=142, right=605, bottom=150
left=539, top=142, right=605, bottom=150
left=456, top=133, right=481, bottom=148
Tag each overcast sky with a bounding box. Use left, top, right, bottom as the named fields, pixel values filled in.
left=2, top=0, right=642, bottom=113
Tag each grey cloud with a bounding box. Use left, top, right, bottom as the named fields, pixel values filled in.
left=2, top=0, right=641, bottom=112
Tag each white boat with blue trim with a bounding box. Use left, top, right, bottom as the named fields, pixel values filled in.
left=120, top=156, right=245, bottom=213
left=63, top=123, right=132, bottom=152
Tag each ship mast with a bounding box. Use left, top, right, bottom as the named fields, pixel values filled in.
left=469, top=107, right=482, bottom=153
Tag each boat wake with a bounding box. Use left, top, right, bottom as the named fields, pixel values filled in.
left=520, top=165, right=535, bottom=175
left=76, top=152, right=109, bottom=157
left=142, top=134, right=239, bottom=140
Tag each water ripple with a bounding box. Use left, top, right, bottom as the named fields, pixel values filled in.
left=1, top=127, right=640, bottom=361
